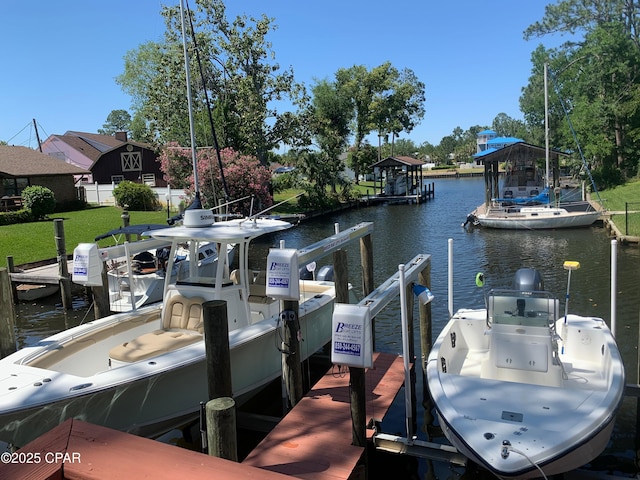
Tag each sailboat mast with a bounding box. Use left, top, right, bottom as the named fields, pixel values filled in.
left=179, top=0, right=200, bottom=196
left=544, top=62, right=550, bottom=189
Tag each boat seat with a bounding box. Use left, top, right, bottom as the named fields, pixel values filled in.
left=109, top=295, right=205, bottom=363
left=491, top=330, right=548, bottom=373
left=481, top=324, right=562, bottom=387
left=230, top=269, right=276, bottom=304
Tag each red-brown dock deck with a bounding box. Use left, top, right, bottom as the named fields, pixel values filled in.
left=0, top=352, right=406, bottom=480
left=243, top=352, right=406, bottom=479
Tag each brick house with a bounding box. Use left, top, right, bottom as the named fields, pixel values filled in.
left=0, top=145, right=89, bottom=206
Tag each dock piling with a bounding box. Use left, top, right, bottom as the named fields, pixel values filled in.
left=53, top=219, right=72, bottom=309
left=6, top=256, right=18, bottom=303
left=202, top=300, right=238, bottom=461
left=282, top=301, right=303, bottom=409
left=205, top=397, right=237, bottom=462
left=0, top=268, right=17, bottom=358
left=203, top=300, right=233, bottom=399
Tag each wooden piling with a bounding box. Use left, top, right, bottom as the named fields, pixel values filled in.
left=0, top=268, right=17, bottom=358
left=334, top=246, right=366, bottom=457
left=205, top=397, right=238, bottom=462
left=203, top=300, right=232, bottom=400
left=91, top=269, right=112, bottom=320
left=53, top=219, right=72, bottom=309
left=6, top=256, right=18, bottom=304
left=282, top=300, right=303, bottom=409
left=333, top=249, right=350, bottom=304
left=360, top=234, right=375, bottom=349
left=121, top=207, right=130, bottom=242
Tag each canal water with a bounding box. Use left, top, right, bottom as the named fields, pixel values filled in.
left=13, top=176, right=640, bottom=478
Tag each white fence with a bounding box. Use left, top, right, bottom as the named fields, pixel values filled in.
left=81, top=182, right=190, bottom=209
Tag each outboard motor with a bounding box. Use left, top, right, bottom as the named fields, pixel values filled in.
left=512, top=268, right=544, bottom=292
left=316, top=265, right=334, bottom=281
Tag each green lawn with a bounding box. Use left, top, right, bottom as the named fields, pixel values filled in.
left=597, top=180, right=640, bottom=237
left=0, top=206, right=174, bottom=267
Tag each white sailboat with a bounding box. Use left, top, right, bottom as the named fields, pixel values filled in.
left=426, top=263, right=625, bottom=478
left=470, top=64, right=602, bottom=229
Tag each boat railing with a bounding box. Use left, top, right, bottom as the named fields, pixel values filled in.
left=487, top=289, right=558, bottom=330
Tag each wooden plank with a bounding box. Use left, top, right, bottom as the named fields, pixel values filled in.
left=0, top=419, right=71, bottom=480
left=2, top=419, right=289, bottom=480
left=63, top=420, right=289, bottom=480
left=243, top=352, right=406, bottom=480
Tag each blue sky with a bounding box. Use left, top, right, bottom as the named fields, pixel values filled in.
left=1, top=1, right=566, bottom=149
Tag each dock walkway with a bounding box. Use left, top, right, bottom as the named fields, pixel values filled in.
left=0, top=352, right=406, bottom=480
left=243, top=352, right=405, bottom=479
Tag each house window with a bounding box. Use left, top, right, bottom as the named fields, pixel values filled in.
left=111, top=175, right=124, bottom=184
left=121, top=152, right=142, bottom=171
left=2, top=177, right=29, bottom=196
left=141, top=174, right=156, bottom=186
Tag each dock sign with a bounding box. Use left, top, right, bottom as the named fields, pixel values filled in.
left=331, top=304, right=372, bottom=368
left=265, top=248, right=299, bottom=300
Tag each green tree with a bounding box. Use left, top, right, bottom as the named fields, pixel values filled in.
left=112, top=181, right=159, bottom=211
left=335, top=63, right=425, bottom=182
left=116, top=0, right=307, bottom=165
left=306, top=79, right=353, bottom=192
left=98, top=110, right=132, bottom=136
left=522, top=0, right=640, bottom=183
left=492, top=113, right=529, bottom=140
left=378, top=138, right=419, bottom=158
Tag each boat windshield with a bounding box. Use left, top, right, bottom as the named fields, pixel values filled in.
left=487, top=290, right=557, bottom=328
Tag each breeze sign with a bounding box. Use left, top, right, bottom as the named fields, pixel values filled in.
left=331, top=304, right=372, bottom=368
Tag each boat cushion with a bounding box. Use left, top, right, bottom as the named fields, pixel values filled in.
left=109, top=295, right=204, bottom=363
left=109, top=330, right=201, bottom=363
left=163, top=295, right=205, bottom=333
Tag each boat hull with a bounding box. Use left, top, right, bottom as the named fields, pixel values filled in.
left=475, top=205, right=600, bottom=229
left=426, top=308, right=625, bottom=478
left=0, top=283, right=335, bottom=449
left=435, top=404, right=617, bottom=479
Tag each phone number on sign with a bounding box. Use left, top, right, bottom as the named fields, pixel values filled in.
left=1, top=451, right=81, bottom=464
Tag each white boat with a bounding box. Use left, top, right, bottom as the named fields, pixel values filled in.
left=470, top=202, right=601, bottom=230
left=426, top=263, right=625, bottom=479
left=97, top=225, right=235, bottom=312
left=468, top=64, right=602, bottom=230
left=0, top=211, right=350, bottom=449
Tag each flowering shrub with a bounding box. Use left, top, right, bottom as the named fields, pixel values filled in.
left=158, top=145, right=272, bottom=216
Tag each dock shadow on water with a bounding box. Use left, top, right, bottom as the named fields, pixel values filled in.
left=11, top=177, right=640, bottom=479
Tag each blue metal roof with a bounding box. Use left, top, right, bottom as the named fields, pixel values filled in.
left=473, top=147, right=498, bottom=158
left=487, top=136, right=524, bottom=145
left=478, top=129, right=497, bottom=135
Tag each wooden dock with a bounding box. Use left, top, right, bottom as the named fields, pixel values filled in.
left=243, top=352, right=406, bottom=479
left=0, top=352, right=406, bottom=480
left=0, top=418, right=288, bottom=480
